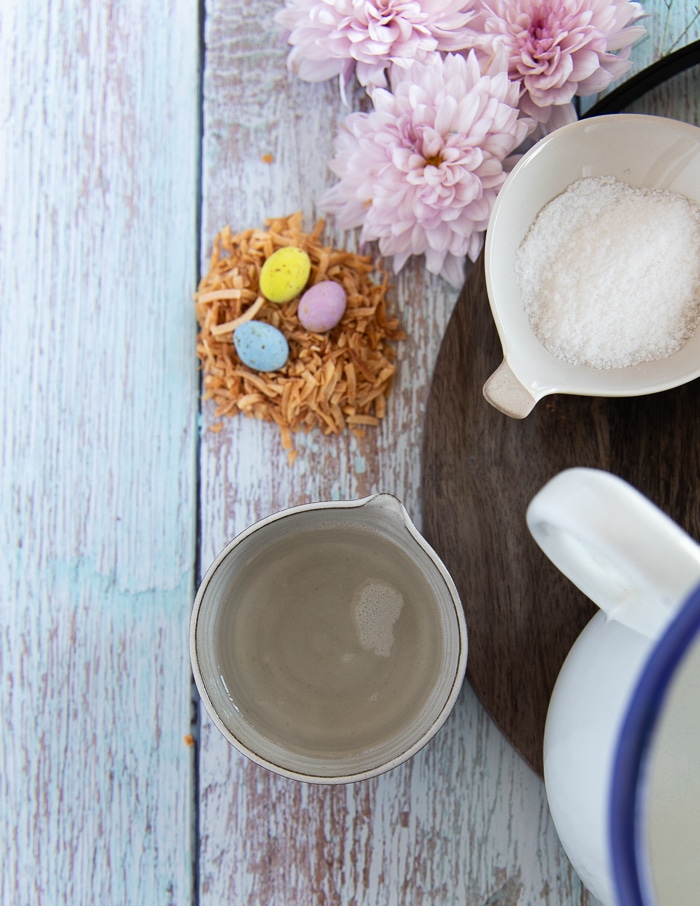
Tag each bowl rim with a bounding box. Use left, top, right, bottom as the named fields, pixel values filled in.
left=484, top=113, right=700, bottom=405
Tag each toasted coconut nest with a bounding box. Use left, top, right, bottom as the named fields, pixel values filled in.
left=195, top=213, right=405, bottom=463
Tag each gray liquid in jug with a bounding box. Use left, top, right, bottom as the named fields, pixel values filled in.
left=215, top=524, right=444, bottom=756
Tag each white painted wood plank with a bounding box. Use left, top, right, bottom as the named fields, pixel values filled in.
left=195, top=2, right=622, bottom=904
left=197, top=2, right=699, bottom=902
left=0, top=2, right=200, bottom=903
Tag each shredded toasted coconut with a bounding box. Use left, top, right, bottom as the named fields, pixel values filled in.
left=195, top=213, right=404, bottom=462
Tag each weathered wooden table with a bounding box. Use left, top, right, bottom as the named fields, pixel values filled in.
left=2, top=2, right=699, bottom=903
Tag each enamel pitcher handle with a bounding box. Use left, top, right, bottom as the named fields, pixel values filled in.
left=527, top=468, right=700, bottom=639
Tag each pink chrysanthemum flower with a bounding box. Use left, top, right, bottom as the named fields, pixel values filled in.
left=321, top=51, right=532, bottom=288
left=467, top=0, right=646, bottom=127
left=276, top=0, right=478, bottom=90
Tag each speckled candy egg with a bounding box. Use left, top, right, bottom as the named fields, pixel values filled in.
left=233, top=320, right=289, bottom=372
left=298, top=281, right=347, bottom=333
left=259, top=246, right=311, bottom=303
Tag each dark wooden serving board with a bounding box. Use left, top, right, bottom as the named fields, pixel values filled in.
left=421, top=253, right=700, bottom=777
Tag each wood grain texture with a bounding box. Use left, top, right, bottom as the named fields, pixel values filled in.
left=0, top=3, right=200, bottom=903
left=421, top=249, right=700, bottom=777
left=421, top=44, right=700, bottom=780
left=195, top=3, right=618, bottom=905
left=3, top=0, right=698, bottom=903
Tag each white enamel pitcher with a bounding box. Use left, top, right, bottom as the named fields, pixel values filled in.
left=526, top=468, right=700, bottom=906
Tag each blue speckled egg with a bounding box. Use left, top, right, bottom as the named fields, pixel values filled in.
left=233, top=320, right=289, bottom=372
left=298, top=281, right=347, bottom=333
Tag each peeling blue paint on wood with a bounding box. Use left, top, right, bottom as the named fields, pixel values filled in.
left=1, top=1, right=200, bottom=903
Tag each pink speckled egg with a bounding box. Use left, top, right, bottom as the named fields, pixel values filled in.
left=298, top=281, right=347, bottom=333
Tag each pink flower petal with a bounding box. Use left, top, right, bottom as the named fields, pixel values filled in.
left=464, top=0, right=645, bottom=123
left=276, top=0, right=479, bottom=88
left=321, top=51, right=533, bottom=287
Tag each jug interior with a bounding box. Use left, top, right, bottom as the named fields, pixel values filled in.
left=192, top=498, right=466, bottom=780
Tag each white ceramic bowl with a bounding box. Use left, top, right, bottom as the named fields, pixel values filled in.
left=483, top=114, right=700, bottom=418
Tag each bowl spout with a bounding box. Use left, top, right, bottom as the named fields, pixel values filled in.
left=483, top=359, right=538, bottom=418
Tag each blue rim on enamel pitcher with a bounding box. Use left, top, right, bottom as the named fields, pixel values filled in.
left=610, top=582, right=700, bottom=905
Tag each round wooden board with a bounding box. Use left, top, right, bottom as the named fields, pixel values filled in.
left=421, top=253, right=700, bottom=777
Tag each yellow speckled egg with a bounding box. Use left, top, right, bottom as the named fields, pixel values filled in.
left=259, top=247, right=311, bottom=303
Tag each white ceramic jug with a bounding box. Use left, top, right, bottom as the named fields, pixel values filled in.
left=191, top=493, right=467, bottom=783
left=526, top=468, right=700, bottom=905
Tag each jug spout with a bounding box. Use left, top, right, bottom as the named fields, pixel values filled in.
left=359, top=492, right=416, bottom=536
left=358, top=493, right=449, bottom=570
left=527, top=469, right=700, bottom=640
left=361, top=492, right=406, bottom=518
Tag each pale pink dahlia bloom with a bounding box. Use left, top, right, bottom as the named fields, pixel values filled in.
left=467, top=0, right=646, bottom=127
left=276, top=0, right=478, bottom=90
left=321, top=51, right=532, bottom=288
